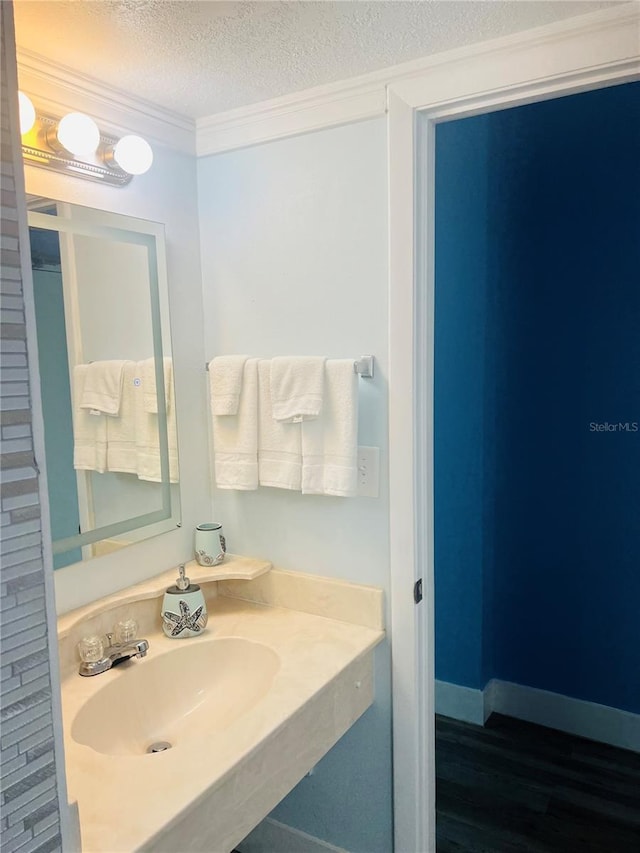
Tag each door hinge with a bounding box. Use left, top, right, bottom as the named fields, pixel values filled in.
left=413, top=578, right=423, bottom=604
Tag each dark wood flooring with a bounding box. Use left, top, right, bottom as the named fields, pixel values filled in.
left=436, top=713, right=640, bottom=852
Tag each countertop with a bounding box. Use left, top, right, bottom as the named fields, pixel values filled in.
left=61, top=594, right=384, bottom=852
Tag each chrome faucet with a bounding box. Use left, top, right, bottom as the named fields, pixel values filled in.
left=78, top=631, right=149, bottom=677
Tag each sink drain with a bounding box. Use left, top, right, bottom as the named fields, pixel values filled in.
left=146, top=741, right=172, bottom=753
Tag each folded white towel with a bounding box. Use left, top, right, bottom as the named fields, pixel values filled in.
left=106, top=361, right=138, bottom=475
left=270, top=356, right=326, bottom=422
left=301, top=359, right=358, bottom=497
left=209, top=355, right=249, bottom=416
left=140, top=357, right=174, bottom=414
left=258, top=360, right=302, bottom=490
left=72, top=365, right=107, bottom=473
left=135, top=361, right=179, bottom=483
left=79, top=360, right=127, bottom=416
left=212, top=358, right=259, bottom=490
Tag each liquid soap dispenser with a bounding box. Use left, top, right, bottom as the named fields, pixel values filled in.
left=161, top=564, right=208, bottom=638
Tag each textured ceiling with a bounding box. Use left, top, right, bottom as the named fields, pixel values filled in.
left=13, top=1, right=622, bottom=119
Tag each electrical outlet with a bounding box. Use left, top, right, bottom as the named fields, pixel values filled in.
left=357, top=446, right=380, bottom=498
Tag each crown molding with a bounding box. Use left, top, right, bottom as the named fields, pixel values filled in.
left=16, top=47, right=196, bottom=155
left=196, top=2, right=640, bottom=157
left=196, top=77, right=386, bottom=157
left=389, top=0, right=640, bottom=110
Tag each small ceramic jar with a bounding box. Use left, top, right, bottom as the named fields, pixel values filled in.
left=194, top=522, right=226, bottom=566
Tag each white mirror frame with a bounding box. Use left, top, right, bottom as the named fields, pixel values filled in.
left=27, top=204, right=180, bottom=562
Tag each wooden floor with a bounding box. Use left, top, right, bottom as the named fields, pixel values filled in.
left=436, top=713, right=640, bottom=852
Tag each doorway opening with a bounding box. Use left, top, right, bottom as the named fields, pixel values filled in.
left=432, top=81, right=640, bottom=851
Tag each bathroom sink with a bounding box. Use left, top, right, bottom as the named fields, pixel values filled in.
left=59, top=583, right=384, bottom=853
left=71, top=637, right=280, bottom=756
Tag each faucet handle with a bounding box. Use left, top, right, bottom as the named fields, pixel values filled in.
left=114, top=619, right=138, bottom=644
left=78, top=635, right=104, bottom=663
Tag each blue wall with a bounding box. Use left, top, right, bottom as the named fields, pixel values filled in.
left=434, top=82, right=640, bottom=714
left=434, top=114, right=495, bottom=690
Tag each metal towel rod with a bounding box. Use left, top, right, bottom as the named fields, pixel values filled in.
left=205, top=355, right=374, bottom=379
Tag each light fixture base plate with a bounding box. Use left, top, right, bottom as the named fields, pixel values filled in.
left=22, top=114, right=133, bottom=187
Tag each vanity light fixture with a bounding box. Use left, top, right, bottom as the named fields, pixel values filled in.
left=19, top=92, right=153, bottom=187
left=18, top=91, right=36, bottom=134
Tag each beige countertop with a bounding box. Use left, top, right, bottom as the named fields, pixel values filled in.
left=61, top=593, right=384, bottom=853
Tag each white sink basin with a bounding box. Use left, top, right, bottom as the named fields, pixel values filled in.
left=71, top=637, right=280, bottom=756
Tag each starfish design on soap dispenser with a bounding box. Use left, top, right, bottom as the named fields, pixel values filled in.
left=162, top=599, right=205, bottom=636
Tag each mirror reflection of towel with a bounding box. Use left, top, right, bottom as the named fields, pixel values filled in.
left=73, top=361, right=178, bottom=483
left=106, top=361, right=138, bottom=474
left=72, top=365, right=107, bottom=473
left=135, top=360, right=179, bottom=483
left=139, top=357, right=173, bottom=414
left=79, top=360, right=126, bottom=415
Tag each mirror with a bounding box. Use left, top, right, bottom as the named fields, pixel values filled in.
left=27, top=199, right=181, bottom=569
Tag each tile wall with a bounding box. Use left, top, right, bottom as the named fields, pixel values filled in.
left=1, top=4, right=62, bottom=851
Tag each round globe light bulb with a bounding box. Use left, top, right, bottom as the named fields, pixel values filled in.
left=113, top=135, right=153, bottom=175
left=57, top=112, right=100, bottom=156
left=18, top=92, right=36, bottom=135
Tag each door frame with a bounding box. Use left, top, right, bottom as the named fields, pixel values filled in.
left=387, top=8, right=640, bottom=851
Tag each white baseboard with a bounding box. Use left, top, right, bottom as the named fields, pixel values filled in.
left=436, top=678, right=640, bottom=753
left=237, top=818, right=349, bottom=853
left=489, top=680, right=640, bottom=753
left=435, top=679, right=486, bottom=725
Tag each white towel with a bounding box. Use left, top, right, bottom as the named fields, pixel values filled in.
left=79, top=360, right=126, bottom=416
left=140, top=357, right=174, bottom=414
left=72, top=365, right=107, bottom=473
left=106, top=361, right=138, bottom=475
left=135, top=409, right=179, bottom=484
left=301, top=359, right=358, bottom=497
left=208, top=355, right=249, bottom=416
left=135, top=361, right=179, bottom=483
left=270, top=356, right=326, bottom=422
left=258, top=360, right=302, bottom=490
left=212, top=358, right=259, bottom=490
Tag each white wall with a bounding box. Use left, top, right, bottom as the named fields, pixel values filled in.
left=198, top=118, right=389, bottom=587
left=198, top=117, right=392, bottom=853
left=25, top=139, right=210, bottom=612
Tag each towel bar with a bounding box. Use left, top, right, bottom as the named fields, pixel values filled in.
left=205, top=355, right=374, bottom=379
